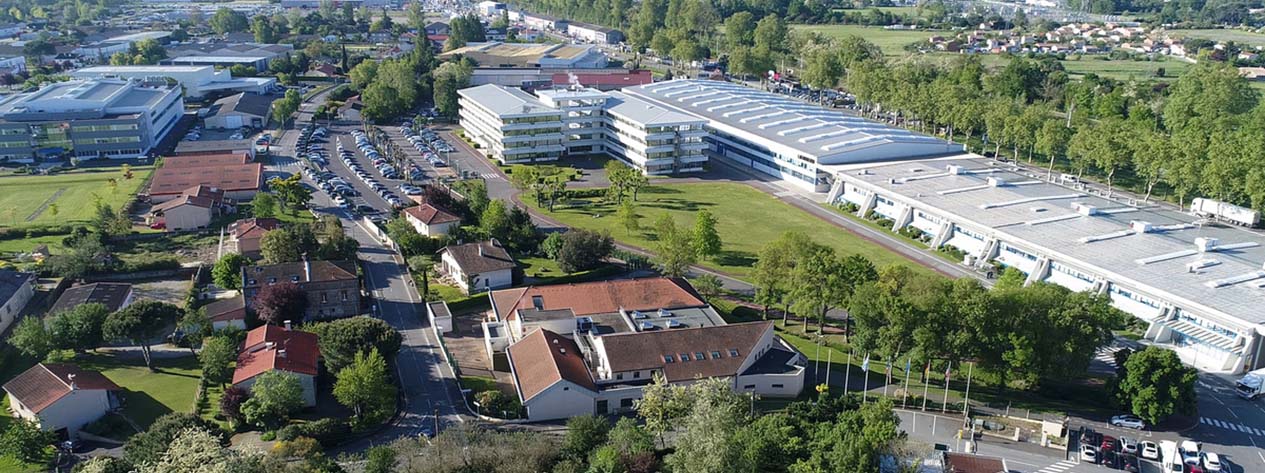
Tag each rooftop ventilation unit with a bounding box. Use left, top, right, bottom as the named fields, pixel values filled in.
left=946, top=165, right=965, bottom=175
left=1195, top=237, right=1220, bottom=253
left=631, top=310, right=647, bottom=319
left=987, top=177, right=1008, bottom=187
left=1186, top=259, right=1220, bottom=272
left=576, top=316, right=594, bottom=332
left=640, top=321, right=656, bottom=330
left=667, top=320, right=683, bottom=328
left=1130, top=221, right=1154, bottom=233
left=1073, top=202, right=1100, bottom=216
left=658, top=309, right=672, bottom=317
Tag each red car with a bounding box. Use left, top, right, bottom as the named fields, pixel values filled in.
left=1101, top=435, right=1118, bottom=452
left=149, top=221, right=166, bottom=230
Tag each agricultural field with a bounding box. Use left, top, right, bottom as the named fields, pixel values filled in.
left=1170, top=28, right=1265, bottom=48
left=0, top=165, right=153, bottom=230
left=791, top=24, right=942, bottom=56
left=523, top=182, right=932, bottom=281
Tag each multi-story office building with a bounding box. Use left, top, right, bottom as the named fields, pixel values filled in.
left=0, top=78, right=183, bottom=162
left=69, top=65, right=276, bottom=99
left=621, top=80, right=962, bottom=192
left=458, top=84, right=707, bottom=174
left=458, top=84, right=565, bottom=164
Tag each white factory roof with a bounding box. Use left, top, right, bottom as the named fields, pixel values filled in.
left=75, top=65, right=212, bottom=74
left=167, top=55, right=269, bottom=64
left=605, top=91, right=703, bottom=127
left=624, top=80, right=960, bottom=164
left=104, top=31, right=171, bottom=43
left=0, top=78, right=176, bottom=118
left=846, top=154, right=1265, bottom=330
left=458, top=84, right=561, bottom=117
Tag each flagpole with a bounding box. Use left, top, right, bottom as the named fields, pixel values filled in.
left=901, top=357, right=912, bottom=409
left=962, top=362, right=974, bottom=416
left=826, top=349, right=833, bottom=389
left=883, top=357, right=892, bottom=398
left=842, top=349, right=852, bottom=400
left=862, top=353, right=871, bottom=405
left=941, top=361, right=952, bottom=413
left=921, top=361, right=931, bottom=411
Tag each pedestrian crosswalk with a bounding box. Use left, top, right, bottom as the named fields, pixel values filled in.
left=1201, top=417, right=1265, bottom=436
left=1034, top=460, right=1077, bottom=473
left=1093, top=346, right=1126, bottom=370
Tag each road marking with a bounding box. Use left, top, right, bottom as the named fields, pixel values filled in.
left=1035, top=460, right=1077, bottom=473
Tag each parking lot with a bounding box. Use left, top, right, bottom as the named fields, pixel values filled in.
left=291, top=121, right=468, bottom=216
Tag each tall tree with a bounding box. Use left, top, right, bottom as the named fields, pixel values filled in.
left=653, top=215, right=696, bottom=278
left=333, top=348, right=397, bottom=426
left=199, top=336, right=237, bottom=388
left=241, top=371, right=304, bottom=429
left=103, top=300, right=182, bottom=369
left=49, top=302, right=109, bottom=352
left=212, top=252, right=248, bottom=291
left=690, top=209, right=721, bottom=260
left=251, top=282, right=308, bottom=325
left=1115, top=347, right=1198, bottom=425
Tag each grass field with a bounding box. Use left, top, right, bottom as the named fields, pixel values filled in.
left=523, top=182, right=931, bottom=281
left=0, top=166, right=153, bottom=230
left=1171, top=28, right=1265, bottom=48
left=791, top=24, right=941, bottom=56
left=75, top=353, right=202, bottom=429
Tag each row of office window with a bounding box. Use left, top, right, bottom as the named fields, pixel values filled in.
left=1177, top=310, right=1238, bottom=339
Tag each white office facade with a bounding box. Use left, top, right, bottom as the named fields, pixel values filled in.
left=0, top=78, right=183, bottom=162
left=832, top=156, right=1265, bottom=374
left=621, top=80, right=962, bottom=193
left=458, top=84, right=706, bottom=174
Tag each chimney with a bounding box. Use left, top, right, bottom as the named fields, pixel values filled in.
left=302, top=254, right=311, bottom=281
left=67, top=373, right=77, bottom=390
left=277, top=349, right=287, bottom=358
left=284, top=320, right=292, bottom=331
left=478, top=244, right=484, bottom=257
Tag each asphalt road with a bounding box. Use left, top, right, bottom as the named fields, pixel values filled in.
left=271, top=123, right=467, bottom=454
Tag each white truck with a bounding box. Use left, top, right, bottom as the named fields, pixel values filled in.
left=1190, top=197, right=1261, bottom=227
left=1159, top=440, right=1182, bottom=472
left=1236, top=368, right=1265, bottom=400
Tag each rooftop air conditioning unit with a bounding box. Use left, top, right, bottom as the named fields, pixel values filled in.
left=632, top=310, right=646, bottom=319
left=640, top=321, right=656, bottom=330
left=667, top=320, right=683, bottom=328
left=1073, top=203, right=1099, bottom=216
left=658, top=309, right=672, bottom=317
left=947, top=165, right=965, bottom=175
left=1195, top=237, right=1219, bottom=253
left=987, top=176, right=1008, bottom=187
left=1130, top=221, right=1153, bottom=233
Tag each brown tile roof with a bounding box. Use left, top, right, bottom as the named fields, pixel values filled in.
left=48, top=282, right=131, bottom=315
left=944, top=453, right=1008, bottom=473
left=599, top=321, right=773, bottom=382
left=204, top=294, right=246, bottom=323
left=232, top=325, right=320, bottom=384
left=150, top=191, right=216, bottom=213
left=162, top=152, right=251, bottom=168
left=229, top=218, right=280, bottom=254
left=150, top=163, right=262, bottom=196
left=490, top=277, right=706, bottom=322
left=440, top=240, right=516, bottom=275
left=507, top=328, right=596, bottom=402
left=2, top=363, right=119, bottom=413
left=242, top=260, right=357, bottom=289
left=403, top=203, right=460, bottom=226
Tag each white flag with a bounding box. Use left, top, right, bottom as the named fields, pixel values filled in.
left=860, top=354, right=870, bottom=372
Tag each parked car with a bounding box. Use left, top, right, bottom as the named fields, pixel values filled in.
left=1180, top=441, right=1201, bottom=465
left=1120, top=437, right=1138, bottom=455
left=1080, top=445, right=1098, bottom=464
left=1110, top=415, right=1146, bottom=430
left=1100, top=436, right=1117, bottom=453
left=1201, top=452, right=1222, bottom=472
left=1139, top=441, right=1160, bottom=460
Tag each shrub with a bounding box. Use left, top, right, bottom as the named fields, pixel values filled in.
left=260, top=431, right=276, bottom=441
left=297, top=418, right=352, bottom=448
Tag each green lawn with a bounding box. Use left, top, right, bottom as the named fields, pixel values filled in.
left=460, top=376, right=499, bottom=393
left=518, top=256, right=624, bottom=285
left=1171, top=28, right=1265, bottom=48
left=431, top=282, right=467, bottom=302
left=524, top=183, right=931, bottom=281
left=74, top=353, right=202, bottom=430
left=791, top=24, right=942, bottom=56
left=0, top=165, right=153, bottom=229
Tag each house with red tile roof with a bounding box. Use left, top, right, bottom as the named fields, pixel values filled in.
left=498, top=278, right=805, bottom=421
left=227, top=217, right=280, bottom=259
left=232, top=324, right=321, bottom=406
left=2, top=363, right=120, bottom=436
left=402, top=203, right=461, bottom=237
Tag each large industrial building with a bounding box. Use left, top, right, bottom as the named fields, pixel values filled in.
left=0, top=78, right=183, bottom=162
left=832, top=155, right=1265, bottom=374
left=440, top=42, right=607, bottom=69
left=69, top=65, right=276, bottom=99
left=458, top=84, right=706, bottom=174
left=621, top=80, right=963, bottom=192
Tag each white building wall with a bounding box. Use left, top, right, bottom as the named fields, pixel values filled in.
left=161, top=205, right=213, bottom=231
left=522, top=380, right=595, bottom=421
left=33, top=389, right=112, bottom=434
left=469, top=268, right=513, bottom=293
left=0, top=277, right=34, bottom=335
left=407, top=214, right=458, bottom=237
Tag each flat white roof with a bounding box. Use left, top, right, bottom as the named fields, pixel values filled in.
left=624, top=80, right=959, bottom=164
left=845, top=155, right=1265, bottom=329
left=605, top=91, right=703, bottom=127
left=168, top=55, right=268, bottom=63
left=75, top=65, right=213, bottom=74
left=458, top=84, right=561, bottom=117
